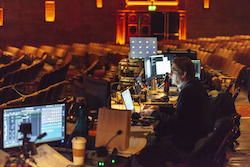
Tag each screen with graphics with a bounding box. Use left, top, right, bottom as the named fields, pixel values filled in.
left=3, top=103, right=65, bottom=148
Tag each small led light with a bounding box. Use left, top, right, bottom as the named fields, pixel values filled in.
left=153, top=41, right=156, bottom=43
left=139, top=41, right=142, bottom=43
left=146, top=51, right=149, bottom=54
left=146, top=46, right=149, bottom=48
left=132, top=46, right=135, bottom=48
left=139, top=51, right=142, bottom=54
left=132, top=51, right=135, bottom=54
left=153, top=46, right=156, bottom=48
left=146, top=41, right=149, bottom=43
left=139, top=57, right=142, bottom=59
left=132, top=41, right=135, bottom=43
left=139, top=46, right=142, bottom=48
left=153, top=51, right=156, bottom=54
left=112, top=159, right=115, bottom=163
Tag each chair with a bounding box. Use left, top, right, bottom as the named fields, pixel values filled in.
left=0, top=55, right=25, bottom=79
left=22, top=45, right=39, bottom=56
left=8, top=80, right=70, bottom=107
left=0, top=85, right=22, bottom=106
left=137, top=117, right=236, bottom=167
left=40, top=45, right=55, bottom=54
left=1, top=58, right=46, bottom=86
left=53, top=48, right=68, bottom=58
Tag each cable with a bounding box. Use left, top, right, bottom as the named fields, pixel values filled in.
left=12, top=85, right=26, bottom=97
left=105, top=130, right=122, bottom=148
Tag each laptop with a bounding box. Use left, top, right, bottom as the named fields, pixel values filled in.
left=121, top=88, right=136, bottom=112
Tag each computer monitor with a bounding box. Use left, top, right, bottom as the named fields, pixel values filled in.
left=191, top=59, right=201, bottom=79
left=2, top=103, right=66, bottom=149
left=162, top=50, right=197, bottom=60
left=73, top=75, right=111, bottom=118
left=144, top=54, right=173, bottom=85
left=129, top=37, right=157, bottom=59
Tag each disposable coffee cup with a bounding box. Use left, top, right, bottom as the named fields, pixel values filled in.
left=72, top=136, right=87, bottom=165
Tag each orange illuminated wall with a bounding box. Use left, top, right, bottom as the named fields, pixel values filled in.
left=0, top=8, right=3, bottom=26
left=45, top=1, right=55, bottom=22
left=126, top=0, right=179, bottom=6
left=203, top=0, right=210, bottom=9
left=96, top=0, right=103, bottom=8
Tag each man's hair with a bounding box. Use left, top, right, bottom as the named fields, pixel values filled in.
left=173, top=57, right=195, bottom=80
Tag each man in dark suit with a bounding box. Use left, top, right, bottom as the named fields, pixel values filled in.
left=137, top=57, right=211, bottom=166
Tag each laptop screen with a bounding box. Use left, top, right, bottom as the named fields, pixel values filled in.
left=2, top=103, right=66, bottom=148
left=121, top=89, right=135, bottom=112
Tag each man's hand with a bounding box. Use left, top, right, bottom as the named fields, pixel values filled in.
left=140, top=105, right=159, bottom=116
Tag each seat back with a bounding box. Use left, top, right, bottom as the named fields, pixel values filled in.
left=189, top=117, right=234, bottom=167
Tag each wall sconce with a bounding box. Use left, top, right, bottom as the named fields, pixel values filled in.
left=0, top=8, right=3, bottom=26
left=203, top=0, right=210, bottom=9
left=45, top=1, right=55, bottom=22
left=96, top=0, right=103, bottom=8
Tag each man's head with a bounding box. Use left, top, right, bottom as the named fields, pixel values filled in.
left=170, top=57, right=195, bottom=87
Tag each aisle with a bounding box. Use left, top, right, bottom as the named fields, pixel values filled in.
left=227, top=88, right=250, bottom=166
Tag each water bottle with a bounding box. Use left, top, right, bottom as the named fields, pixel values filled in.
left=75, top=97, right=88, bottom=137
left=151, top=77, right=157, bottom=90
left=164, top=73, right=169, bottom=96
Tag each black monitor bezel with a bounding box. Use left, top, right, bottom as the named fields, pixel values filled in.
left=0, top=102, right=66, bottom=150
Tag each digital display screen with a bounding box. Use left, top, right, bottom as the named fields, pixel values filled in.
left=129, top=37, right=157, bottom=59
left=3, top=103, right=65, bottom=148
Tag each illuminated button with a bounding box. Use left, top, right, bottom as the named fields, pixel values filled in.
left=132, top=51, right=135, bottom=54
left=139, top=51, right=142, bottom=54
left=146, top=41, right=149, bottom=43
left=153, top=52, right=156, bottom=54
left=153, top=41, right=156, bottom=43
left=139, top=46, right=142, bottom=48
left=146, top=51, right=149, bottom=54
left=132, top=46, right=135, bottom=48
left=146, top=46, right=149, bottom=48
left=153, top=46, right=156, bottom=48
left=132, top=41, right=135, bottom=43
left=139, top=41, right=142, bottom=43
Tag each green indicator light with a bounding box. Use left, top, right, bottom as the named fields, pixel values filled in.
left=102, top=162, right=105, bottom=166
left=112, top=159, right=115, bottom=163
left=148, top=5, right=156, bottom=11
left=99, top=162, right=102, bottom=166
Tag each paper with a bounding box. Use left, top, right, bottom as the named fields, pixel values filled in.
left=33, top=144, right=74, bottom=167
left=108, top=137, right=147, bottom=158
left=0, top=149, right=9, bottom=167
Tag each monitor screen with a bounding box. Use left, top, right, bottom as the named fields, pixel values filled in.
left=2, top=103, right=66, bottom=149
left=129, top=37, right=157, bottom=59
left=144, top=55, right=173, bottom=84
left=73, top=75, right=111, bottom=118
left=191, top=59, right=201, bottom=79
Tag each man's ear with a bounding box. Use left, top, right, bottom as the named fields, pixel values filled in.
left=180, top=71, right=187, bottom=79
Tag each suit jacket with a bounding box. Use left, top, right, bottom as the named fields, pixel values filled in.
left=151, top=79, right=210, bottom=152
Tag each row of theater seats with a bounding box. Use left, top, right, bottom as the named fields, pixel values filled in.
left=159, top=36, right=250, bottom=92
left=0, top=80, right=70, bottom=108
left=0, top=42, right=129, bottom=108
